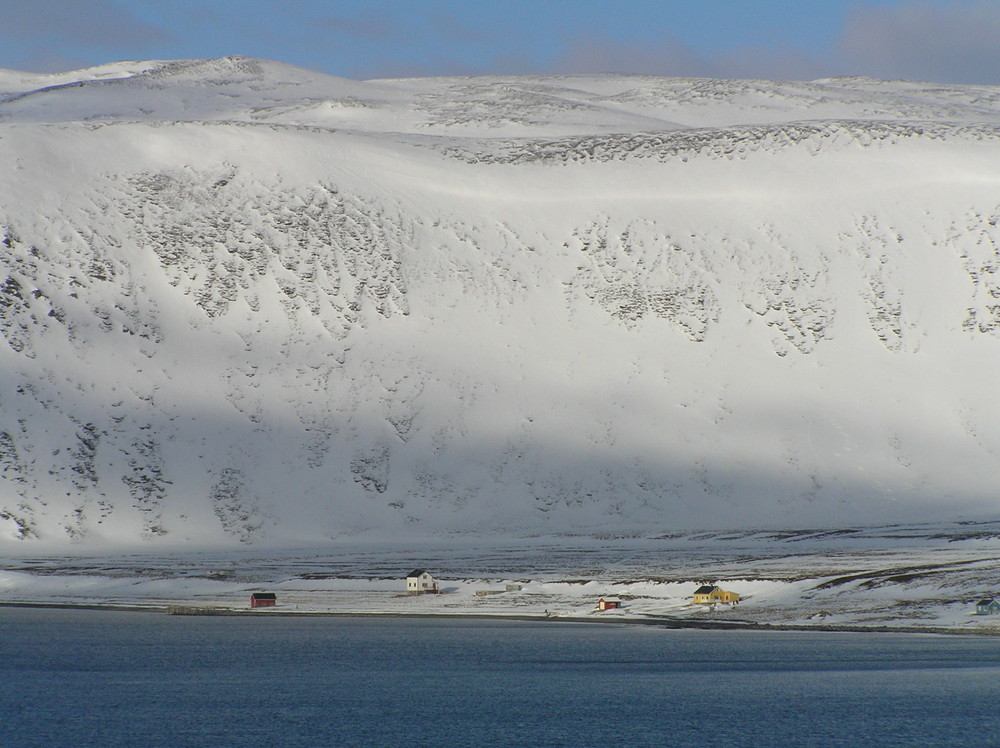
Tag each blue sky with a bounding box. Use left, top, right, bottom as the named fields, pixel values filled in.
left=2, top=0, right=1000, bottom=83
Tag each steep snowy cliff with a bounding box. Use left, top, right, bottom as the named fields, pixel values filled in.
left=2, top=57, right=1000, bottom=547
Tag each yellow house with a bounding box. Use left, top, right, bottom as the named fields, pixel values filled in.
left=693, top=584, right=740, bottom=605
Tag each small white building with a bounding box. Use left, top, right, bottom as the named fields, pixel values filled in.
left=406, top=569, right=439, bottom=594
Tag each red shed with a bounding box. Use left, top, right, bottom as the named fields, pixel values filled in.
left=250, top=592, right=277, bottom=608
left=598, top=597, right=621, bottom=611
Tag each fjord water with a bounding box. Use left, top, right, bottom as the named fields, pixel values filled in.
left=2, top=609, right=999, bottom=747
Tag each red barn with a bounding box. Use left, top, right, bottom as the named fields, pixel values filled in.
left=250, top=592, right=277, bottom=608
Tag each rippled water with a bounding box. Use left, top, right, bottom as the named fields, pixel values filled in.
left=2, top=608, right=998, bottom=747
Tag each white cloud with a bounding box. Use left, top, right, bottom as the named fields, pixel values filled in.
left=549, top=2, right=1000, bottom=84
left=553, top=35, right=720, bottom=78
left=836, top=1, right=1000, bottom=84
left=552, top=34, right=829, bottom=82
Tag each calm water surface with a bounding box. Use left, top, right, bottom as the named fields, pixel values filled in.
left=2, top=608, right=1000, bottom=747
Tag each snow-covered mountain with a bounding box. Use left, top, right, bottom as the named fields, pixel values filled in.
left=3, top=56, right=1000, bottom=548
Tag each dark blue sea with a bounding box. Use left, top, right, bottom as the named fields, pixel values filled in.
left=3, top=608, right=1000, bottom=747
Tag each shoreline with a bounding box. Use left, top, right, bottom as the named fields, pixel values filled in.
left=3, top=600, right=997, bottom=637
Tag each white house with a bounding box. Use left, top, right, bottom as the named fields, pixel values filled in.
left=406, top=569, right=439, bottom=594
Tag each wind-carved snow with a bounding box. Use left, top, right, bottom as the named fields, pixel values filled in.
left=742, top=252, right=834, bottom=357
left=416, top=81, right=602, bottom=129
left=442, top=120, right=1000, bottom=166
left=955, top=209, right=1000, bottom=334
left=209, top=466, right=264, bottom=543
left=4, top=58, right=1000, bottom=547
left=121, top=435, right=169, bottom=538
left=118, top=168, right=410, bottom=328
left=566, top=218, right=719, bottom=340
left=847, top=216, right=907, bottom=351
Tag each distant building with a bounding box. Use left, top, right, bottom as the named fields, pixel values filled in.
left=250, top=592, right=277, bottom=608
left=693, top=585, right=740, bottom=605
left=597, top=597, right=621, bottom=611
left=406, top=569, right=439, bottom=594
left=976, top=598, right=1000, bottom=615
left=477, top=583, right=522, bottom=597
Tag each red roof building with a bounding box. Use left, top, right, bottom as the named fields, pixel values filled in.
left=250, top=592, right=277, bottom=608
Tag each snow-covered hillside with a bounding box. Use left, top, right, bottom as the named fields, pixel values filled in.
left=3, top=56, right=1000, bottom=548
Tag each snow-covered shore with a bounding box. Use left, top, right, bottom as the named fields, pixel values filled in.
left=5, top=525, right=1000, bottom=634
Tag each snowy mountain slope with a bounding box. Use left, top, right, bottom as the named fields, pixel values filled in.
left=2, top=57, right=1000, bottom=548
